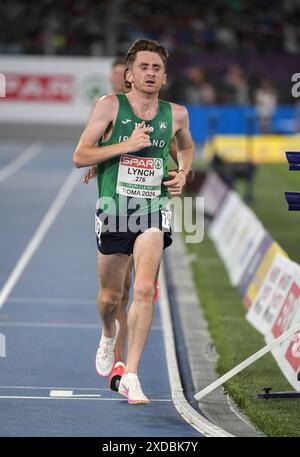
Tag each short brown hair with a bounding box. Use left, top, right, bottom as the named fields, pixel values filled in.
left=125, top=39, right=169, bottom=69
left=123, top=39, right=169, bottom=91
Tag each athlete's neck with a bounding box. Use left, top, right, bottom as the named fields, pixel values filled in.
left=126, top=90, right=159, bottom=121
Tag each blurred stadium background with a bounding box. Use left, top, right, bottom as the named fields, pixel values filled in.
left=1, top=0, right=300, bottom=147
left=0, top=0, right=300, bottom=438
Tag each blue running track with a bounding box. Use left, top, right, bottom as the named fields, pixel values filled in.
left=0, top=141, right=203, bottom=437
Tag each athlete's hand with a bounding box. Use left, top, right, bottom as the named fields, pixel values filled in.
left=125, top=121, right=152, bottom=152
left=163, top=170, right=186, bottom=196
left=83, top=165, right=97, bottom=184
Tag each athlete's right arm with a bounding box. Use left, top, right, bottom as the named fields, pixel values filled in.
left=73, top=95, right=151, bottom=168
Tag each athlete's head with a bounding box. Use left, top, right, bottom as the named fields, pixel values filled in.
left=124, top=39, right=169, bottom=95
left=110, top=57, right=126, bottom=93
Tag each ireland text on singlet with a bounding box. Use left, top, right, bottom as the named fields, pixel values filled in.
left=96, top=93, right=172, bottom=216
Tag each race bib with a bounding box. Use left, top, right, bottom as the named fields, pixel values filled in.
left=117, top=154, right=163, bottom=199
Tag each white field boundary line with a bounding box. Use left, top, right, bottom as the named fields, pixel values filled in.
left=0, top=168, right=81, bottom=311
left=159, top=259, right=233, bottom=438
left=0, top=386, right=109, bottom=391
left=6, top=297, right=96, bottom=305
left=0, top=321, right=101, bottom=329
left=0, top=142, right=43, bottom=184
left=195, top=322, right=300, bottom=401
left=0, top=396, right=172, bottom=402
left=0, top=321, right=162, bottom=330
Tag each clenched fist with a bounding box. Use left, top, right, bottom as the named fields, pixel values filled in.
left=125, top=121, right=152, bottom=152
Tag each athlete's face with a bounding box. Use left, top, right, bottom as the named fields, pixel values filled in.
left=127, top=51, right=166, bottom=94
left=110, top=64, right=126, bottom=93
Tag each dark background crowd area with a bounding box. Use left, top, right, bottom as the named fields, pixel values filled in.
left=1, top=0, right=300, bottom=104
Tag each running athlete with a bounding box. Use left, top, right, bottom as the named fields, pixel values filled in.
left=73, top=39, right=194, bottom=404
left=83, top=55, right=191, bottom=393
left=84, top=56, right=171, bottom=391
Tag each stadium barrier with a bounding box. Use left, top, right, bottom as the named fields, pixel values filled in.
left=194, top=168, right=300, bottom=394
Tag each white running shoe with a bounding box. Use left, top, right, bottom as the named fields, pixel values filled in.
left=95, top=319, right=120, bottom=377
left=118, top=373, right=150, bottom=405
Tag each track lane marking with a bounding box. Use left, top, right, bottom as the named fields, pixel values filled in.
left=0, top=168, right=81, bottom=311
left=0, top=385, right=109, bottom=391
left=159, top=259, right=233, bottom=437
left=0, top=396, right=172, bottom=402
left=6, top=297, right=96, bottom=306
left=0, top=142, right=43, bottom=184
left=0, top=321, right=162, bottom=330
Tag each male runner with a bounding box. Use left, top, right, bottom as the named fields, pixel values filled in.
left=74, top=39, right=194, bottom=404
left=83, top=55, right=188, bottom=393
left=84, top=56, right=162, bottom=392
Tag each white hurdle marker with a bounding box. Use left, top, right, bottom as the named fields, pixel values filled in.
left=194, top=322, right=300, bottom=401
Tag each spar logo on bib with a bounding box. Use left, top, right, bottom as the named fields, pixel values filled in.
left=117, top=154, right=163, bottom=199
left=154, top=159, right=162, bottom=169
left=121, top=155, right=162, bottom=170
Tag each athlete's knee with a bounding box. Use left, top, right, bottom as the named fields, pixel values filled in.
left=99, top=289, right=122, bottom=315
left=133, top=279, right=155, bottom=303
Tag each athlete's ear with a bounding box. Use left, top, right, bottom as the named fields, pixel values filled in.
left=163, top=73, right=167, bottom=85
left=127, top=69, right=133, bottom=84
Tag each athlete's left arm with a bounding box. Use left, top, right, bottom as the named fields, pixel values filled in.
left=164, top=105, right=195, bottom=196
left=174, top=104, right=194, bottom=175
left=169, top=137, right=178, bottom=165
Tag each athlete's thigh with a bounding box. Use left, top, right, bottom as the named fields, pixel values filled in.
left=97, top=251, right=131, bottom=293
left=133, top=228, right=164, bottom=282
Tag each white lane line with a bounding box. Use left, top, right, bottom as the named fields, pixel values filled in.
left=0, top=168, right=81, bottom=311
left=0, top=396, right=119, bottom=401
left=50, top=391, right=102, bottom=398
left=0, top=386, right=109, bottom=391
left=49, top=390, right=102, bottom=398
left=0, top=142, right=43, bottom=184
left=7, top=297, right=96, bottom=306
left=50, top=390, right=74, bottom=397
left=159, top=259, right=233, bottom=438
left=66, top=394, right=102, bottom=398
left=0, top=321, right=162, bottom=330
left=0, top=396, right=172, bottom=402
left=0, top=321, right=100, bottom=329
left=0, top=333, right=5, bottom=357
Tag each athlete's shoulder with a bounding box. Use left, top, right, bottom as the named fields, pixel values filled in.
left=170, top=102, right=188, bottom=115
left=169, top=102, right=188, bottom=122
left=159, top=99, right=186, bottom=114
left=91, top=93, right=119, bottom=122
left=95, top=93, right=119, bottom=109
